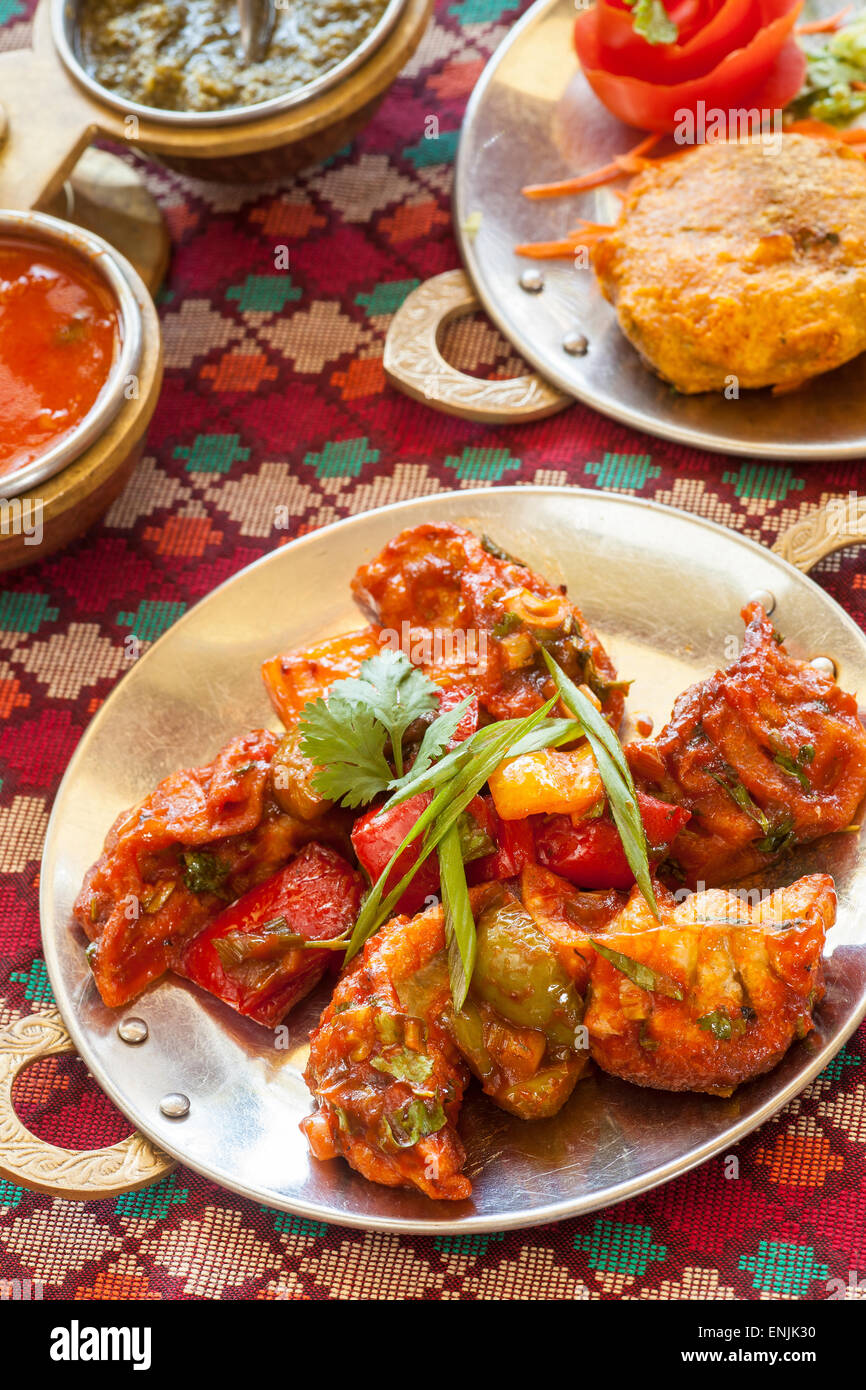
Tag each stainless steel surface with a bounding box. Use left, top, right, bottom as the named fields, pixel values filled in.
left=0, top=210, right=143, bottom=500
left=41, top=488, right=866, bottom=1233
left=237, top=0, right=275, bottom=64
left=54, top=0, right=409, bottom=128
left=453, top=0, right=866, bottom=460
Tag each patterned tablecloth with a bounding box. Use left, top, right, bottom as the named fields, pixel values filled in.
left=2, top=0, right=866, bottom=1303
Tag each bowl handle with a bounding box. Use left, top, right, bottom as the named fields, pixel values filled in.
left=0, top=47, right=97, bottom=210
left=773, top=497, right=866, bottom=574
left=0, top=1009, right=175, bottom=1199
left=383, top=269, right=571, bottom=423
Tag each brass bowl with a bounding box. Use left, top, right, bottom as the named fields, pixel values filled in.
left=54, top=0, right=410, bottom=130
left=0, top=211, right=162, bottom=573
left=0, top=209, right=143, bottom=500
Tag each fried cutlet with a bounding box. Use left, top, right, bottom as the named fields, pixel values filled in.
left=592, top=134, right=866, bottom=393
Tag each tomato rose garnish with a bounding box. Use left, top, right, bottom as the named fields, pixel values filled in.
left=574, top=0, right=807, bottom=133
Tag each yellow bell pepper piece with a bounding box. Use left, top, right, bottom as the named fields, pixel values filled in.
left=488, top=744, right=604, bottom=820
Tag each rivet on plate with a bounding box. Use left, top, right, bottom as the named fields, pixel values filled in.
left=563, top=331, right=589, bottom=356
left=519, top=268, right=544, bottom=294
left=748, top=588, right=776, bottom=615
left=159, top=1092, right=190, bottom=1119
left=117, top=1016, right=148, bottom=1045
left=810, top=655, right=837, bottom=680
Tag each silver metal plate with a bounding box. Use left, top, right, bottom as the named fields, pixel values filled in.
left=41, top=488, right=866, bottom=1232
left=454, top=0, right=866, bottom=459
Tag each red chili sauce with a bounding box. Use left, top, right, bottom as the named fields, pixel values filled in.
left=0, top=234, right=118, bottom=478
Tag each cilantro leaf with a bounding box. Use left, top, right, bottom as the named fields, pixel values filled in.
left=297, top=651, right=469, bottom=809
left=180, top=850, right=231, bottom=898
left=332, top=650, right=439, bottom=776
left=698, top=1009, right=748, bottom=1041
left=627, top=0, right=677, bottom=45
left=371, top=1049, right=434, bottom=1086
left=381, top=1096, right=447, bottom=1150
left=298, top=695, right=393, bottom=808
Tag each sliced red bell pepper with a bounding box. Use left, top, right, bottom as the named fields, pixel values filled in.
left=574, top=0, right=805, bottom=134
left=534, top=793, right=690, bottom=890
left=175, top=842, right=363, bottom=1029
left=466, top=794, right=536, bottom=885
left=352, top=791, right=441, bottom=915
left=353, top=789, right=538, bottom=908
left=437, top=684, right=480, bottom=748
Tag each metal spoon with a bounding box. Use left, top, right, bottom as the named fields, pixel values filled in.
left=238, top=0, right=276, bottom=63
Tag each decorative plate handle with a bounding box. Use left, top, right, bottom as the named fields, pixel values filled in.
left=383, top=269, right=571, bottom=423
left=773, top=496, right=866, bottom=574
left=0, top=1009, right=174, bottom=1199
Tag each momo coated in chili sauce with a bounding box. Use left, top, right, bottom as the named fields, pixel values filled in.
left=0, top=234, right=118, bottom=477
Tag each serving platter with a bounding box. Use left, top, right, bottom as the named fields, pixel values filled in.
left=387, top=0, right=866, bottom=457
left=18, top=487, right=866, bottom=1233
left=56, top=0, right=409, bottom=129
left=0, top=0, right=432, bottom=206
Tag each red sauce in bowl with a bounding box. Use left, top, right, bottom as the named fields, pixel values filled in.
left=0, top=234, right=119, bottom=479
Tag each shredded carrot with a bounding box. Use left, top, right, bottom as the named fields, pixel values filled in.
left=514, top=239, right=586, bottom=260
left=785, top=117, right=844, bottom=138
left=566, top=220, right=614, bottom=236
left=796, top=3, right=852, bottom=34
left=522, top=134, right=660, bottom=200
left=515, top=219, right=614, bottom=260
left=615, top=149, right=662, bottom=174
left=786, top=116, right=866, bottom=147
